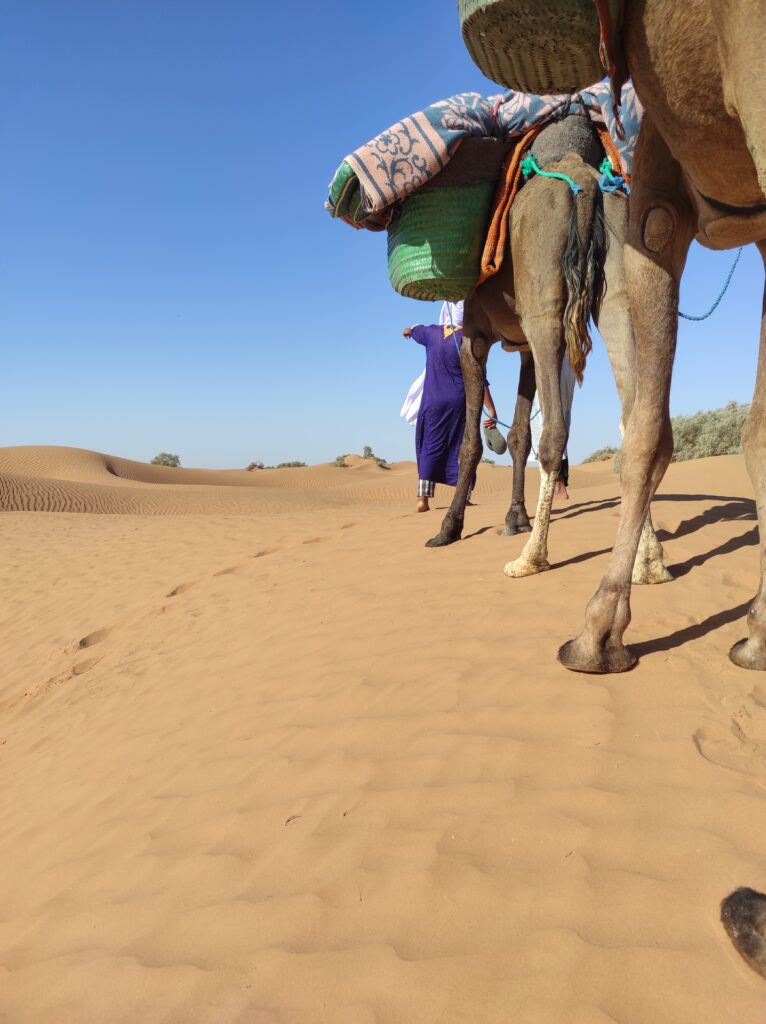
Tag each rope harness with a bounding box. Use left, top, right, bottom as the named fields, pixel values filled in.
left=679, top=248, right=743, bottom=321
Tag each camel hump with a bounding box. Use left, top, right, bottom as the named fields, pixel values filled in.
left=721, top=887, right=766, bottom=979
left=530, top=115, right=603, bottom=173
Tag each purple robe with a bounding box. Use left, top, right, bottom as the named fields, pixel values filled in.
left=412, top=324, right=468, bottom=486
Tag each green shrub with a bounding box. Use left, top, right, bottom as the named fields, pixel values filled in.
left=670, top=401, right=748, bottom=462
left=246, top=461, right=264, bottom=471
left=582, top=446, right=618, bottom=463
left=333, top=455, right=348, bottom=468
left=584, top=401, right=749, bottom=471
left=362, top=445, right=389, bottom=468
left=276, top=461, right=307, bottom=468
left=151, top=452, right=181, bottom=467
left=481, top=457, right=495, bottom=465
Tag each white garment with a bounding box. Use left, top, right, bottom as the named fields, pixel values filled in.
left=438, top=300, right=464, bottom=327
left=400, top=369, right=426, bottom=426
left=529, top=358, right=576, bottom=462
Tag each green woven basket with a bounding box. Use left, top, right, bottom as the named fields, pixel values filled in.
left=458, top=0, right=603, bottom=94
left=386, top=137, right=512, bottom=302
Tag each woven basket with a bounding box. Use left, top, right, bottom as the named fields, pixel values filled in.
left=387, top=137, right=513, bottom=302
left=458, top=0, right=602, bottom=94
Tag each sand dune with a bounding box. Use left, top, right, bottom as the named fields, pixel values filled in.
left=1, top=446, right=765, bottom=1022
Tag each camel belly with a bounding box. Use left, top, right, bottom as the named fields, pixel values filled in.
left=626, top=0, right=766, bottom=209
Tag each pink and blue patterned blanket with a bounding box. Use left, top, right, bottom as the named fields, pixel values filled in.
left=326, top=80, right=641, bottom=231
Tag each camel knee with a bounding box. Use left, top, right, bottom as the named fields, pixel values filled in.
left=538, top=425, right=567, bottom=474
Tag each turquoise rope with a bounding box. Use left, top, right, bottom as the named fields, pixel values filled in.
left=520, top=153, right=581, bottom=196
left=598, top=156, right=630, bottom=195
left=679, top=248, right=743, bottom=321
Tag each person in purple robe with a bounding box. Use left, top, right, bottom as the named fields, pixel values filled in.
left=403, top=301, right=497, bottom=513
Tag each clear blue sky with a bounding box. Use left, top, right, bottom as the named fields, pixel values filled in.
left=2, top=1, right=763, bottom=468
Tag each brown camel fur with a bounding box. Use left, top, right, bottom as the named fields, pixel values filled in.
left=427, top=115, right=668, bottom=584
left=557, top=0, right=766, bottom=674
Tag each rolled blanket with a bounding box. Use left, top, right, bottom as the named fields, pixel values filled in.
left=326, top=80, right=641, bottom=230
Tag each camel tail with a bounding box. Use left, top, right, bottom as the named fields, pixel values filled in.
left=562, top=173, right=607, bottom=384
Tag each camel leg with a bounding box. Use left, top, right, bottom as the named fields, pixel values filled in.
left=503, top=349, right=535, bottom=535
left=597, top=191, right=672, bottom=586
left=729, top=240, right=766, bottom=668
left=427, top=321, right=494, bottom=548
left=504, top=332, right=566, bottom=578
left=559, top=117, right=694, bottom=673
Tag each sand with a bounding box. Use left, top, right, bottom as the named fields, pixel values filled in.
left=1, top=445, right=765, bottom=1023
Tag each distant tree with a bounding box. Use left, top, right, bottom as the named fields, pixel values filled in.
left=480, top=457, right=495, bottom=465
left=151, top=452, right=181, bottom=467
left=333, top=455, right=348, bottom=468
left=276, top=461, right=307, bottom=468
left=246, top=461, right=265, bottom=471
left=362, top=445, right=389, bottom=468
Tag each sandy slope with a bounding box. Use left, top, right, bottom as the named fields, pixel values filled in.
left=1, top=447, right=765, bottom=1023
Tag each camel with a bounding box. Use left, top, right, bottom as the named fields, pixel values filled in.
left=547, top=1, right=766, bottom=677
left=426, top=113, right=668, bottom=584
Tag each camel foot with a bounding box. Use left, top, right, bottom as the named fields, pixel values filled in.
left=720, top=887, right=766, bottom=978
left=426, top=531, right=460, bottom=548
left=503, top=557, right=551, bottom=578
left=502, top=522, right=532, bottom=536
left=632, top=560, right=673, bottom=585
left=729, top=636, right=766, bottom=671
left=558, top=633, right=637, bottom=674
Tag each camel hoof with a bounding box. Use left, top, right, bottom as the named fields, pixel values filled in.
left=721, top=887, right=766, bottom=978
left=558, top=635, right=637, bottom=674
left=503, top=558, right=550, bottom=578
left=632, top=562, right=673, bottom=585
left=729, top=637, right=766, bottom=671
left=425, top=532, right=460, bottom=548
left=502, top=523, right=532, bottom=536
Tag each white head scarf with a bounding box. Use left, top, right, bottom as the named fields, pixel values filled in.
left=438, top=300, right=464, bottom=328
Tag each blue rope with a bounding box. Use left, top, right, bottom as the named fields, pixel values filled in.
left=679, top=247, right=743, bottom=321
left=598, top=157, right=630, bottom=195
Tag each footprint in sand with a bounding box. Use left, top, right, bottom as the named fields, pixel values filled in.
left=213, top=566, right=238, bottom=577
left=78, top=627, right=111, bottom=649
left=251, top=548, right=277, bottom=559
left=693, top=713, right=766, bottom=784
left=167, top=583, right=194, bottom=597
left=71, top=657, right=100, bottom=676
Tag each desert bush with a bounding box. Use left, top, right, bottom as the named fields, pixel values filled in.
left=333, top=455, right=348, bottom=468
left=670, top=401, right=748, bottom=462
left=362, top=445, right=389, bottom=469
left=584, top=401, right=749, bottom=472
left=582, top=446, right=618, bottom=463
left=276, top=461, right=307, bottom=468
left=151, top=452, right=181, bottom=467
left=246, top=461, right=264, bottom=471
left=481, top=457, right=495, bottom=465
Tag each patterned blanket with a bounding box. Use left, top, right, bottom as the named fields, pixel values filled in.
left=326, top=80, right=641, bottom=231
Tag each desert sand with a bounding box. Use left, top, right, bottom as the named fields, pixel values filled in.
left=1, top=445, right=765, bottom=1023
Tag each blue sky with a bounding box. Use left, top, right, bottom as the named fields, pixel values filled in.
left=2, top=1, right=763, bottom=469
